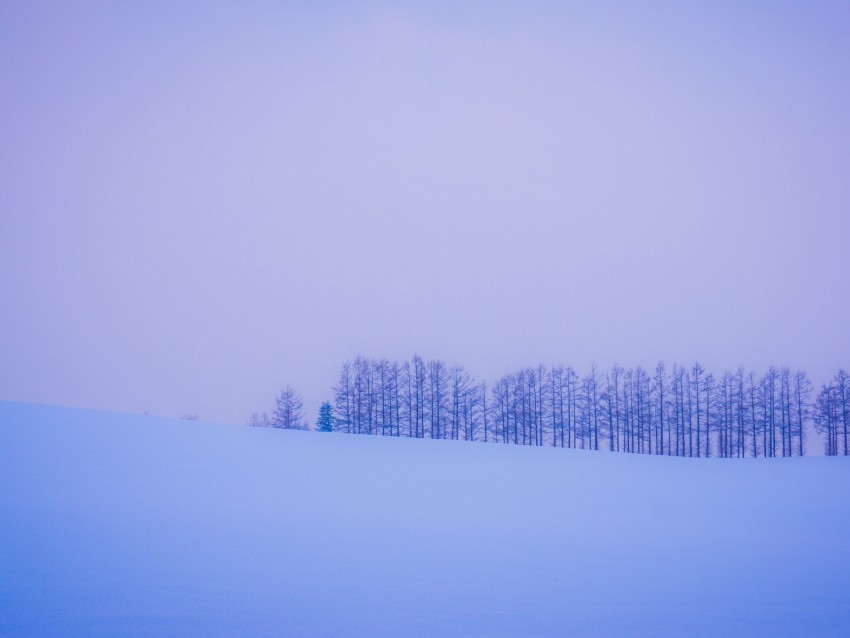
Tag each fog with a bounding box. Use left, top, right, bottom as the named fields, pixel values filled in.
left=2, top=1, right=848, bottom=423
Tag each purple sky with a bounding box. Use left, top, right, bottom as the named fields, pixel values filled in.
left=2, top=2, right=849, bottom=425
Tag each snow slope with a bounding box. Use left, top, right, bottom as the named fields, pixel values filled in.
left=1, top=401, right=848, bottom=637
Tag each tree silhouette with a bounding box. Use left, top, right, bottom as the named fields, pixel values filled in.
left=272, top=386, right=305, bottom=430
left=316, top=401, right=334, bottom=432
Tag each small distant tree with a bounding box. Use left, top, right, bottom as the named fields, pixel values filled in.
left=272, top=386, right=305, bottom=429
left=247, top=412, right=270, bottom=428
left=316, top=401, right=334, bottom=432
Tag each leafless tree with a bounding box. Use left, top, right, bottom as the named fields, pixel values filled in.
left=247, top=412, right=270, bottom=428
left=272, top=386, right=305, bottom=429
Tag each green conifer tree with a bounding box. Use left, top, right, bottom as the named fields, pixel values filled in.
left=316, top=401, right=334, bottom=432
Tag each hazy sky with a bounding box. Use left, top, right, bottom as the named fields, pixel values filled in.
left=2, top=1, right=849, bottom=424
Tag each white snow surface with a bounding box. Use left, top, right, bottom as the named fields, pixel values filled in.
left=1, top=401, right=848, bottom=637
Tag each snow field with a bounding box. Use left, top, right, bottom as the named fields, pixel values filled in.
left=1, top=401, right=848, bottom=637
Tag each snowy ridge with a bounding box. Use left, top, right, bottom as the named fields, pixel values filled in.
left=1, top=401, right=848, bottom=637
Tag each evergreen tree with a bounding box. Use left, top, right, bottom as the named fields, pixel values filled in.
left=316, top=401, right=334, bottom=432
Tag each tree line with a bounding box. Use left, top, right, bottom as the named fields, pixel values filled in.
left=251, top=358, right=849, bottom=457
left=324, top=357, right=848, bottom=457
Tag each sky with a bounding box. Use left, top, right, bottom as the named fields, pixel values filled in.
left=2, top=1, right=849, bottom=425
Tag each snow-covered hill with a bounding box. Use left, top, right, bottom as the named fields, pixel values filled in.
left=1, top=401, right=848, bottom=637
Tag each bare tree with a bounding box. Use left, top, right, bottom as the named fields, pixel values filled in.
left=835, top=370, right=850, bottom=455
left=655, top=362, right=666, bottom=455
left=400, top=360, right=414, bottom=437
left=792, top=371, right=812, bottom=457
left=691, top=363, right=704, bottom=457
left=247, top=412, right=270, bottom=428
left=703, top=372, right=715, bottom=457
left=548, top=367, right=566, bottom=447
left=376, top=359, right=390, bottom=436
left=272, top=386, right=305, bottom=429
left=389, top=361, right=401, bottom=437
left=413, top=355, right=428, bottom=438
left=481, top=381, right=490, bottom=443
left=493, top=374, right=514, bottom=444
left=815, top=382, right=840, bottom=455
left=334, top=362, right=353, bottom=434
left=461, top=379, right=483, bottom=441
left=428, top=360, right=449, bottom=439
left=450, top=366, right=469, bottom=441
left=635, top=367, right=651, bottom=454
left=746, top=371, right=759, bottom=457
